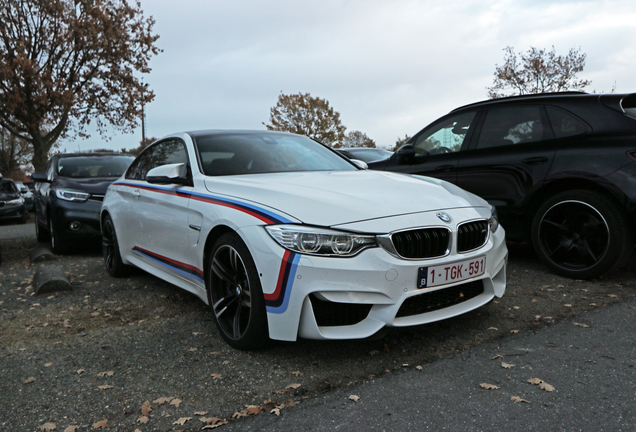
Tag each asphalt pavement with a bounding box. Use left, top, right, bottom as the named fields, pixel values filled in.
left=224, top=297, right=636, bottom=432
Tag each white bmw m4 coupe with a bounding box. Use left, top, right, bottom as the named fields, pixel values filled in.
left=101, top=130, right=507, bottom=349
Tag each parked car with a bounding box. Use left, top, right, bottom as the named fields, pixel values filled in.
left=101, top=130, right=507, bottom=349
left=368, top=92, right=636, bottom=279
left=0, top=176, right=27, bottom=224
left=32, top=153, right=135, bottom=254
left=13, top=180, right=34, bottom=212
left=337, top=147, right=393, bottom=163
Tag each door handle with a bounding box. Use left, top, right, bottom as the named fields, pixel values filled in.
left=522, top=157, right=548, bottom=165
left=132, top=189, right=141, bottom=198
left=435, top=165, right=455, bottom=172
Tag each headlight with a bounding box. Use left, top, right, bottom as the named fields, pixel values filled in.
left=55, top=188, right=90, bottom=202
left=6, top=197, right=24, bottom=205
left=489, top=205, right=499, bottom=232
left=265, top=225, right=377, bottom=257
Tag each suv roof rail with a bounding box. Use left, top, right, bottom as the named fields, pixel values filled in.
left=451, top=91, right=589, bottom=112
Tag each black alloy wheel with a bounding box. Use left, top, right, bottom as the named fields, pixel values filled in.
left=102, top=214, right=131, bottom=277
left=207, top=232, right=268, bottom=350
left=49, top=217, right=68, bottom=254
left=531, top=190, right=633, bottom=279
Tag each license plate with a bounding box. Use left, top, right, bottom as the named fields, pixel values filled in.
left=418, top=256, right=486, bottom=288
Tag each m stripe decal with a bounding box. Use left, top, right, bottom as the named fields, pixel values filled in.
left=133, top=246, right=204, bottom=284
left=265, top=250, right=299, bottom=314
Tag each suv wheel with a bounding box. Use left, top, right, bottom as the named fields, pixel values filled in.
left=49, top=218, right=69, bottom=254
left=531, top=190, right=633, bottom=279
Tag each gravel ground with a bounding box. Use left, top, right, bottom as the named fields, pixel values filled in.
left=1, top=223, right=635, bottom=432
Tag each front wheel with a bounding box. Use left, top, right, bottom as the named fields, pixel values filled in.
left=49, top=218, right=69, bottom=254
left=207, top=232, right=269, bottom=350
left=102, top=214, right=131, bottom=278
left=531, top=190, right=633, bottom=279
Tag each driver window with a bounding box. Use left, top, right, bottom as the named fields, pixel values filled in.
left=413, top=112, right=476, bottom=156
left=126, top=139, right=188, bottom=180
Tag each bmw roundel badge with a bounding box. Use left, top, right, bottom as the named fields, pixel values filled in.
left=436, top=212, right=451, bottom=223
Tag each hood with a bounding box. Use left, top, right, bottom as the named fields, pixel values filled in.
left=204, top=170, right=488, bottom=226
left=56, top=176, right=118, bottom=195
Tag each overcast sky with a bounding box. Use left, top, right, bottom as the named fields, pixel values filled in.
left=59, top=0, right=636, bottom=152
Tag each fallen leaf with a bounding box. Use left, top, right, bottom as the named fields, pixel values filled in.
left=153, top=396, right=174, bottom=404
left=193, top=332, right=203, bottom=335
left=415, top=365, right=423, bottom=371
left=510, top=330, right=520, bottom=334
left=211, top=373, right=223, bottom=380
left=141, top=400, right=152, bottom=416
left=290, top=371, right=303, bottom=376
left=490, top=354, right=504, bottom=360
left=368, top=350, right=379, bottom=356
left=271, top=408, right=281, bottom=416
left=528, top=378, right=555, bottom=392
left=97, top=371, right=114, bottom=377
left=200, top=417, right=222, bottom=424
left=286, top=383, right=301, bottom=390
left=247, top=405, right=264, bottom=415
left=232, top=411, right=249, bottom=419
left=76, top=369, right=85, bottom=375
left=564, top=304, right=572, bottom=307
left=187, top=347, right=197, bottom=352
left=223, top=360, right=230, bottom=365
left=194, top=411, right=209, bottom=416
left=173, top=417, right=192, bottom=425
left=92, top=419, right=109, bottom=429
left=501, top=363, right=516, bottom=369
left=531, top=299, right=538, bottom=302
left=24, top=377, right=37, bottom=384
left=98, top=385, right=114, bottom=390
left=348, top=395, right=360, bottom=402
left=137, top=416, right=149, bottom=424
left=513, top=306, right=520, bottom=310
left=511, top=396, right=531, bottom=403
left=488, top=327, right=498, bottom=331
left=44, top=362, right=53, bottom=367
left=608, top=294, right=618, bottom=298
left=38, top=423, right=56, bottom=431
left=63, top=426, right=79, bottom=432
left=170, top=398, right=182, bottom=407
left=573, top=322, right=589, bottom=328
left=480, top=383, right=500, bottom=390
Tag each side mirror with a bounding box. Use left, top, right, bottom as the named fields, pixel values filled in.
left=146, top=163, right=188, bottom=185
left=350, top=159, right=368, bottom=170
left=395, top=144, right=416, bottom=164
left=31, top=172, right=49, bottom=183
left=20, top=187, right=28, bottom=194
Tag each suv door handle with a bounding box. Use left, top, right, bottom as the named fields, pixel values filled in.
left=132, top=189, right=141, bottom=198
left=435, top=165, right=455, bottom=172
left=522, top=157, right=548, bottom=165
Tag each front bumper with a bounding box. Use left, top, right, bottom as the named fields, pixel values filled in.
left=50, top=198, right=103, bottom=243
left=0, top=202, right=26, bottom=220
left=246, top=207, right=508, bottom=342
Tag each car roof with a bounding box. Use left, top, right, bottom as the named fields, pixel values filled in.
left=186, top=129, right=298, bottom=139
left=450, top=91, right=594, bottom=113
left=56, top=152, right=133, bottom=159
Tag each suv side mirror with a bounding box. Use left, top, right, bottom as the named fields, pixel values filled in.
left=31, top=172, right=49, bottom=183
left=395, top=144, right=416, bottom=164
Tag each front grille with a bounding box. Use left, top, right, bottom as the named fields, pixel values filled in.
left=396, top=280, right=484, bottom=318
left=309, top=294, right=372, bottom=327
left=391, top=228, right=450, bottom=259
left=457, top=220, right=489, bottom=252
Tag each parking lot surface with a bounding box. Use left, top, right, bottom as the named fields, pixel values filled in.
left=1, top=221, right=635, bottom=431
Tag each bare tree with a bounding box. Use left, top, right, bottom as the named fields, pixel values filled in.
left=487, top=46, right=591, bottom=99
left=0, top=126, right=32, bottom=176
left=0, top=0, right=161, bottom=170
left=339, top=130, right=376, bottom=148
left=264, top=92, right=346, bottom=147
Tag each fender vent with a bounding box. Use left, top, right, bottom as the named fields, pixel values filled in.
left=396, top=280, right=484, bottom=317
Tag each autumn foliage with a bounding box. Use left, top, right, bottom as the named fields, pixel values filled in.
left=487, top=46, right=591, bottom=99
left=0, top=0, right=161, bottom=170
left=264, top=92, right=346, bottom=147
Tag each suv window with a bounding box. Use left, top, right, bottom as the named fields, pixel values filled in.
left=545, top=107, right=591, bottom=138
left=413, top=112, right=476, bottom=156
left=477, top=106, right=553, bottom=149
left=126, top=139, right=188, bottom=180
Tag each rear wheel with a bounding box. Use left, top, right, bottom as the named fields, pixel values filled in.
left=207, top=232, right=269, bottom=350
left=102, top=214, right=131, bottom=277
left=531, top=190, right=632, bottom=279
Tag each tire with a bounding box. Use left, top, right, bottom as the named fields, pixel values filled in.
left=49, top=217, right=69, bottom=254
left=531, top=190, right=633, bottom=279
left=102, top=214, right=131, bottom=278
left=206, top=232, right=269, bottom=350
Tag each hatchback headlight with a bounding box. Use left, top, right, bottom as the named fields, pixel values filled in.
left=489, top=205, right=499, bottom=232
left=55, top=188, right=90, bottom=202
left=266, top=225, right=377, bottom=257
left=6, top=197, right=24, bottom=205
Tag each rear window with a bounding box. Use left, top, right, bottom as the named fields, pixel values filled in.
left=545, top=107, right=591, bottom=139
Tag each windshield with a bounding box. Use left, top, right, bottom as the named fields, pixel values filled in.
left=57, top=155, right=135, bottom=178
left=0, top=180, right=18, bottom=193
left=194, top=132, right=357, bottom=176
left=344, top=148, right=393, bottom=162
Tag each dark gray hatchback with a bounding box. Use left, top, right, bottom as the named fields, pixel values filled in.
left=369, top=92, right=636, bottom=279
left=32, top=153, right=134, bottom=254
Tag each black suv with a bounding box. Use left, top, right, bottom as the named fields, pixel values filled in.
left=369, top=92, right=636, bottom=279
left=32, top=153, right=135, bottom=254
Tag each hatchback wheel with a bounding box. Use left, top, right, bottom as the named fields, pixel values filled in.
left=102, top=214, right=131, bottom=277
left=49, top=218, right=69, bottom=254
left=531, top=190, right=632, bottom=279
left=207, top=232, right=269, bottom=350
